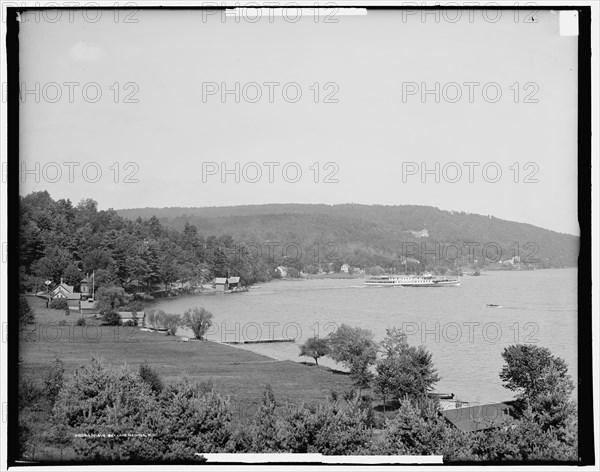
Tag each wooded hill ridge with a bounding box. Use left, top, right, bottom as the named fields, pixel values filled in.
left=117, top=204, right=578, bottom=269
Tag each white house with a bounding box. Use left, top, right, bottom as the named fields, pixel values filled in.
left=276, top=266, right=287, bottom=277
left=340, top=263, right=350, bottom=273
left=49, top=280, right=81, bottom=305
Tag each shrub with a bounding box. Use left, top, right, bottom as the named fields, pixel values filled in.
left=19, top=296, right=35, bottom=326
left=299, top=337, right=330, bottom=365
left=375, top=399, right=475, bottom=459
left=53, top=358, right=227, bottom=462
left=162, top=314, right=181, bottom=336
left=248, top=388, right=373, bottom=454
left=19, top=378, right=42, bottom=408
left=57, top=320, right=68, bottom=326
left=146, top=309, right=164, bottom=331
left=474, top=409, right=578, bottom=461
left=49, top=298, right=68, bottom=310
left=147, top=378, right=233, bottom=459
left=183, top=307, right=214, bottom=340
left=42, top=358, right=65, bottom=405
left=53, top=358, right=156, bottom=461
left=123, top=319, right=137, bottom=327
left=139, top=362, right=163, bottom=394
left=123, top=301, right=144, bottom=313
left=76, top=317, right=86, bottom=326
left=103, top=310, right=121, bottom=326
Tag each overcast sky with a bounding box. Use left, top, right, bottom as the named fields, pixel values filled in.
left=18, top=9, right=579, bottom=235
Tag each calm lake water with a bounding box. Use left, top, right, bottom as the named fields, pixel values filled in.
left=154, top=268, right=578, bottom=403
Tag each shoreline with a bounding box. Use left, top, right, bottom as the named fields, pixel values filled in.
left=143, top=266, right=576, bottom=304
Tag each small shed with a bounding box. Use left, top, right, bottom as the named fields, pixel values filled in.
left=214, top=277, right=229, bottom=291
left=227, top=276, right=241, bottom=289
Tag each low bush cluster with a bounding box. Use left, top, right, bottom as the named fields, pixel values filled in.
left=49, top=298, right=68, bottom=310
left=19, top=296, right=36, bottom=326
left=17, top=338, right=579, bottom=463
left=103, top=310, right=121, bottom=326
left=16, top=351, right=578, bottom=464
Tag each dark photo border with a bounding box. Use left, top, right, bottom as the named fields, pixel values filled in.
left=4, top=4, right=594, bottom=467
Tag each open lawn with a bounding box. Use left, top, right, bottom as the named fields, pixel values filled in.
left=19, top=296, right=355, bottom=417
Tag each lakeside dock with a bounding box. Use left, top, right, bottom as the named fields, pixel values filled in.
left=222, top=338, right=296, bottom=345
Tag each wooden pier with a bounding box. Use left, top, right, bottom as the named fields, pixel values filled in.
left=223, top=338, right=296, bottom=345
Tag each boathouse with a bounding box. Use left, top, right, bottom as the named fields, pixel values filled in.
left=228, top=276, right=241, bottom=289
left=441, top=401, right=516, bottom=432
left=214, top=277, right=229, bottom=291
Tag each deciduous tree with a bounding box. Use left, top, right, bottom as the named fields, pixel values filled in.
left=183, top=307, right=214, bottom=340
left=299, top=337, right=330, bottom=365
left=95, top=285, right=129, bottom=314
left=162, top=313, right=181, bottom=336
left=327, top=324, right=378, bottom=394
left=500, top=344, right=575, bottom=430
left=375, top=327, right=440, bottom=404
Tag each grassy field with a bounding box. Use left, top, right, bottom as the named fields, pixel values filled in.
left=20, top=296, right=355, bottom=417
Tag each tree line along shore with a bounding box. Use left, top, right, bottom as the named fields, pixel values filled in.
left=20, top=192, right=576, bottom=310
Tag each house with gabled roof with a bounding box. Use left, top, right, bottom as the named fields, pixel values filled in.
left=49, top=279, right=81, bottom=301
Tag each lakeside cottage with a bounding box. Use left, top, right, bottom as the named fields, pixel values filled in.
left=49, top=280, right=80, bottom=301
left=46, top=279, right=81, bottom=311
left=441, top=401, right=515, bottom=432
left=340, top=263, right=351, bottom=273
left=214, top=277, right=229, bottom=291
left=214, top=277, right=243, bottom=291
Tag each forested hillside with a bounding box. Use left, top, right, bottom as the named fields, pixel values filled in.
left=117, top=204, right=579, bottom=270
left=18, top=192, right=277, bottom=294
left=18, top=192, right=578, bottom=296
